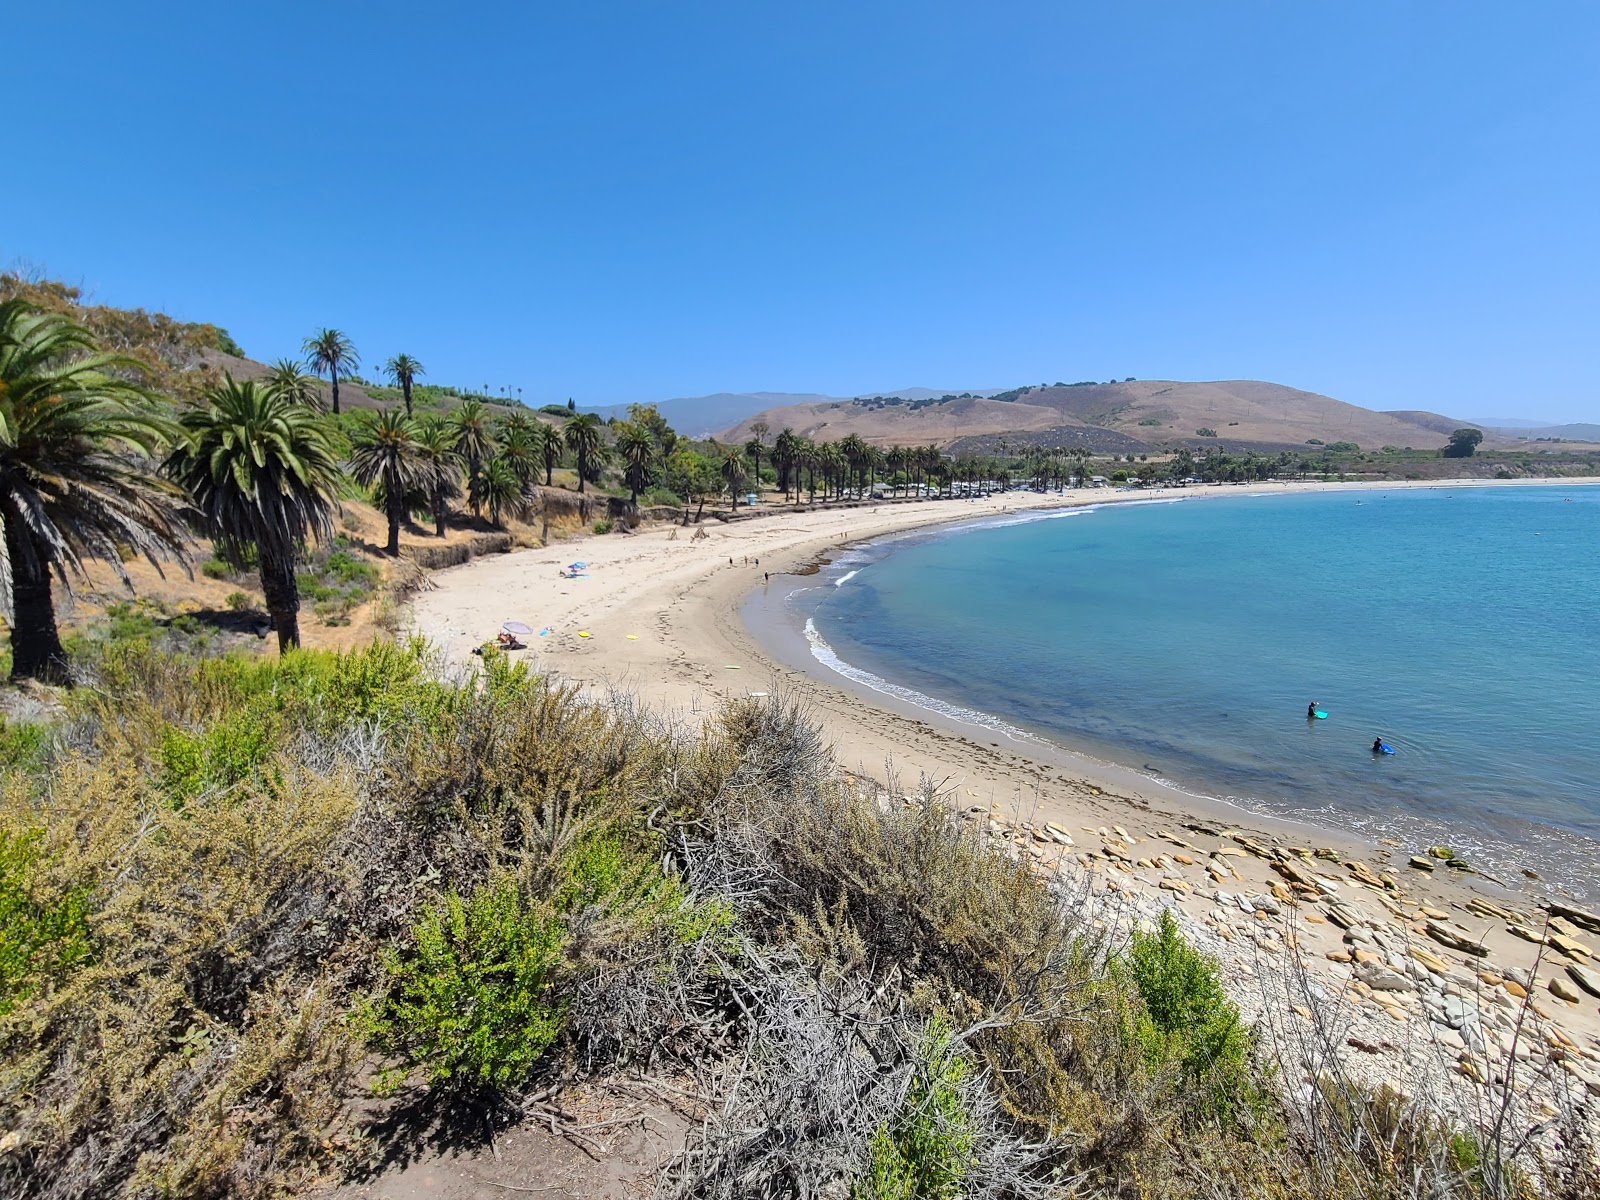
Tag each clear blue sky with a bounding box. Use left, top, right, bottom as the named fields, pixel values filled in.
left=7, top=2, right=1598, bottom=421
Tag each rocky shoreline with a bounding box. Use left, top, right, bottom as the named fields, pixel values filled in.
left=941, top=787, right=1600, bottom=1138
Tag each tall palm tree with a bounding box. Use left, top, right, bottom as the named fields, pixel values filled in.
left=264, top=358, right=325, bottom=409
left=383, top=354, right=425, bottom=417
left=302, top=328, right=359, bottom=415
left=838, top=434, right=868, bottom=496
left=451, top=400, right=495, bottom=518
left=0, top=299, right=191, bottom=682
left=413, top=415, right=463, bottom=538
left=166, top=377, right=341, bottom=652
left=475, top=457, right=531, bottom=528
left=563, top=412, right=604, bottom=494
left=615, top=423, right=656, bottom=503
left=772, top=428, right=800, bottom=501
left=532, top=420, right=563, bottom=486
left=744, top=420, right=769, bottom=496
left=350, top=409, right=426, bottom=555
left=718, top=446, right=748, bottom=510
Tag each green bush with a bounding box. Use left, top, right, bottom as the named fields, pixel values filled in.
left=0, top=830, right=93, bottom=1017
left=201, top=558, right=233, bottom=580
left=364, top=879, right=569, bottom=1091
left=1125, top=910, right=1256, bottom=1120
left=592, top=518, right=614, bottom=535
left=854, top=1017, right=975, bottom=1200
left=224, top=591, right=250, bottom=611
left=324, top=548, right=381, bottom=587
left=1196, top=428, right=1219, bottom=438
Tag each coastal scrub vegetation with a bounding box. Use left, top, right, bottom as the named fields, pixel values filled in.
left=0, top=637, right=1593, bottom=1199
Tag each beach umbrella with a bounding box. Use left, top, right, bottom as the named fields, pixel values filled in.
left=502, top=621, right=534, bottom=636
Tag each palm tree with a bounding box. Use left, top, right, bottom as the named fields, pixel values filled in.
left=302, top=328, right=359, bottom=415
left=773, top=428, right=800, bottom=501
left=350, top=409, right=426, bottom=555
left=838, top=434, right=868, bottom=496
left=563, top=412, right=604, bottom=494
left=615, top=423, right=656, bottom=503
left=745, top=420, right=769, bottom=497
left=718, top=446, right=748, bottom=509
left=451, top=400, right=495, bottom=518
left=413, top=415, right=463, bottom=538
left=383, top=354, right=425, bottom=417
left=497, top=420, right=539, bottom=489
left=532, top=421, right=563, bottom=486
left=476, top=457, right=530, bottom=528
left=264, top=358, right=325, bottom=409
left=166, top=377, right=341, bottom=652
left=0, top=299, right=191, bottom=682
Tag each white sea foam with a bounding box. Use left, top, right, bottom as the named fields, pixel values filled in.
left=803, top=618, right=1043, bottom=745
left=833, top=569, right=859, bottom=587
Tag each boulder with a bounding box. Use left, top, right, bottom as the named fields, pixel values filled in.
left=1549, top=976, right=1582, bottom=1004
left=1409, top=856, right=1436, bottom=872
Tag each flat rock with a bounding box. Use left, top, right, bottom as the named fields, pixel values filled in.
left=1425, top=920, right=1489, bottom=957
left=1356, top=962, right=1416, bottom=993
left=1550, top=932, right=1593, bottom=961
left=1546, top=902, right=1600, bottom=935
left=1409, top=856, right=1436, bottom=872
left=1568, top=963, right=1600, bottom=998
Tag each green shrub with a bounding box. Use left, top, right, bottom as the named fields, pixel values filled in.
left=592, top=518, right=614, bottom=535
left=224, top=591, right=250, bottom=611
left=324, top=548, right=380, bottom=587
left=201, top=558, right=233, bottom=580
left=854, top=1017, right=975, bottom=1200
left=157, top=707, right=283, bottom=805
left=364, top=878, right=569, bottom=1091
left=1196, top=428, right=1219, bottom=438
left=1125, top=909, right=1256, bottom=1120
left=0, top=719, right=46, bottom=773
left=0, top=830, right=93, bottom=1017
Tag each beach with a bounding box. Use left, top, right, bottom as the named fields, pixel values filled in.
left=410, top=478, right=1600, bottom=1108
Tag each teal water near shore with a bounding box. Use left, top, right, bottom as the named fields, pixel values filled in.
left=795, top=486, right=1600, bottom=894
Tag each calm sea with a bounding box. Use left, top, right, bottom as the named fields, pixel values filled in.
left=792, top=486, right=1600, bottom=895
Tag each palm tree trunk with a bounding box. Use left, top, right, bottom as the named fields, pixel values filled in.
left=259, top=554, right=302, bottom=653
left=402, top=380, right=413, bottom=418
left=4, top=523, right=68, bottom=683
left=384, top=468, right=403, bottom=556
left=331, top=368, right=341, bottom=415
left=577, top=450, right=587, bottom=493
left=433, top=486, right=447, bottom=537
left=544, top=461, right=553, bottom=487
left=469, top=453, right=482, bottom=516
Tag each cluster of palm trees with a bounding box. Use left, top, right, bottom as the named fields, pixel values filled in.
left=0, top=300, right=616, bottom=682
left=759, top=429, right=973, bottom=502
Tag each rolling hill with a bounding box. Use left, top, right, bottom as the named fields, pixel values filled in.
left=719, top=380, right=1501, bottom=455
left=591, top=387, right=1007, bottom=439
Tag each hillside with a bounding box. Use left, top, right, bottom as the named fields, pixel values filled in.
left=593, top=387, right=1007, bottom=440
left=0, top=273, right=523, bottom=419
left=721, top=379, right=1504, bottom=455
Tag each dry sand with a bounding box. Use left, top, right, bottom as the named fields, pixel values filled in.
left=411, top=478, right=1600, bottom=1090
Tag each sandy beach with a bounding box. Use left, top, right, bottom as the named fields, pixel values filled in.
left=411, top=477, right=1600, bottom=1105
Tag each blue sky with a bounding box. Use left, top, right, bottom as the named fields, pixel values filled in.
left=6, top=2, right=1598, bottom=420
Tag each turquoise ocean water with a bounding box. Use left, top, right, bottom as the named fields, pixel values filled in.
left=792, top=486, right=1600, bottom=894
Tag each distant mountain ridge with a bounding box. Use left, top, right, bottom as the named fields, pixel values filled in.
left=589, top=387, right=1005, bottom=438
left=716, top=380, right=1512, bottom=456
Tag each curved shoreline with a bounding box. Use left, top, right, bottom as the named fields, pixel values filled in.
left=747, top=490, right=1600, bottom=895
left=409, top=473, right=1600, bottom=1096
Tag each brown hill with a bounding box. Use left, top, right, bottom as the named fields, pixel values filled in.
left=721, top=380, right=1500, bottom=455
